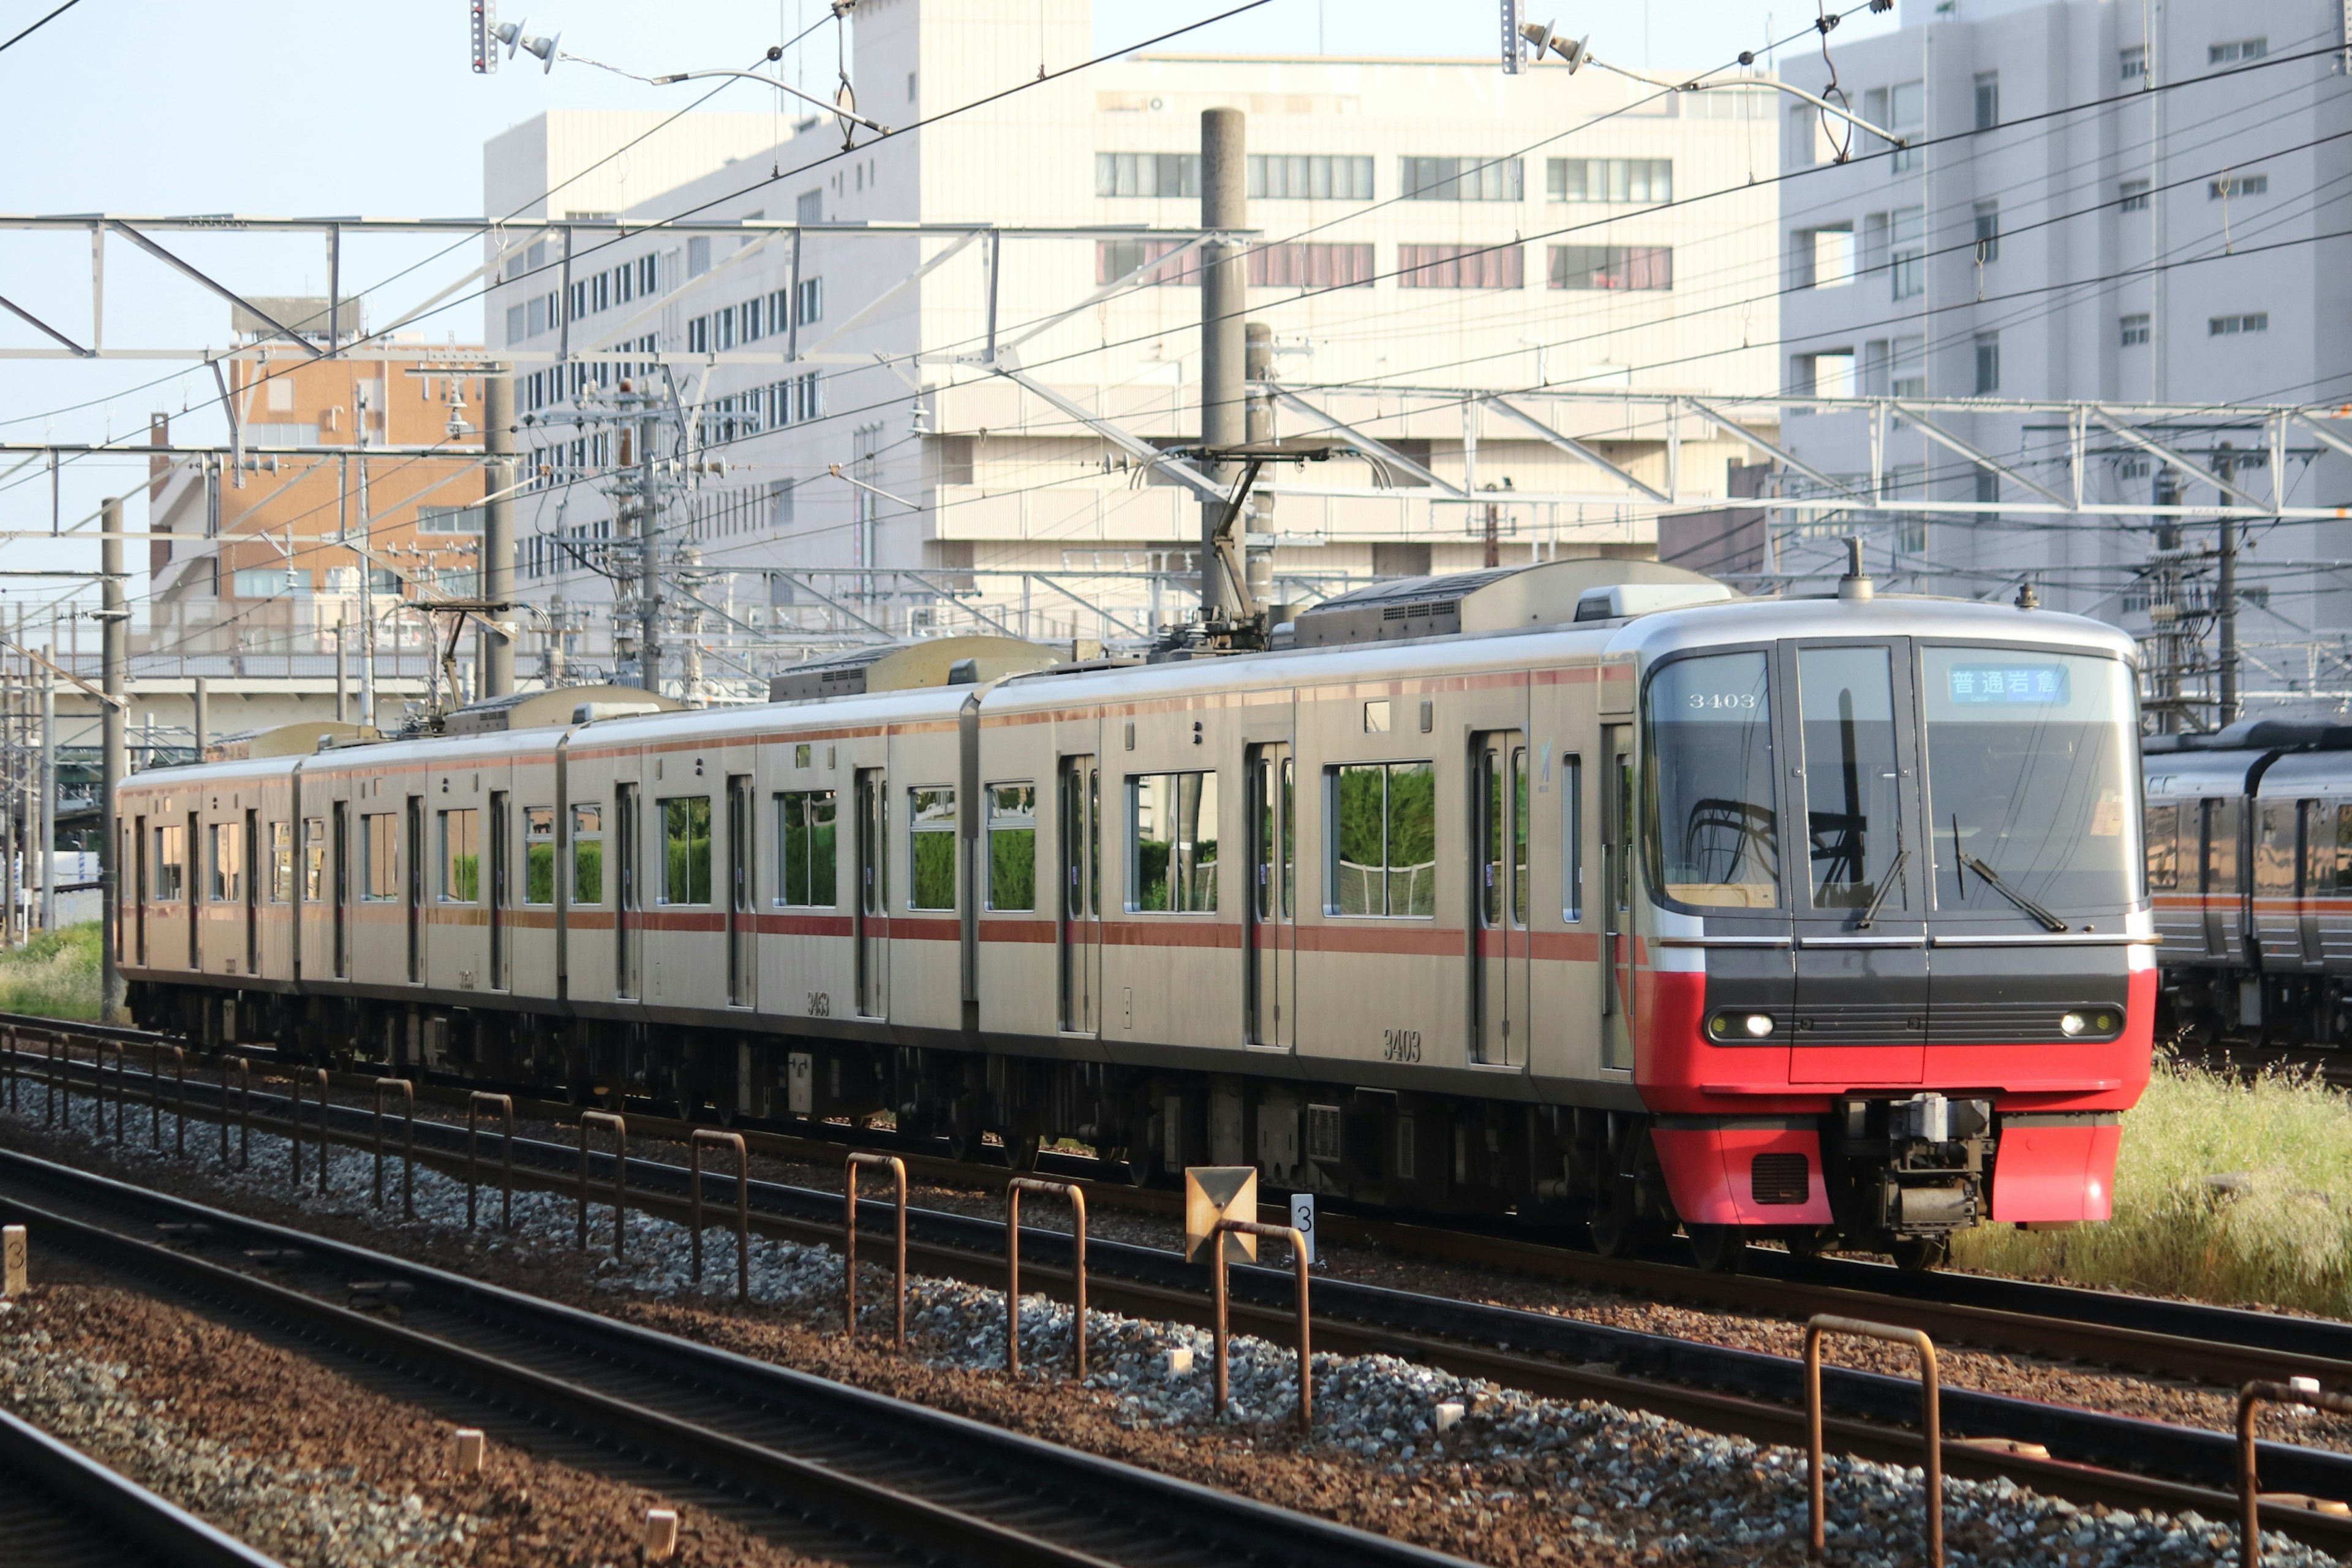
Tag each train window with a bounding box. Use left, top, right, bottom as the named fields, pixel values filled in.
left=439, top=809, right=481, bottom=902
left=1562, top=755, right=1585, bottom=921
left=360, top=813, right=399, bottom=901
left=268, top=821, right=293, bottom=902
left=986, top=783, right=1037, bottom=911
left=1129, top=771, right=1219, bottom=913
left=153, top=823, right=186, bottom=902
left=908, top=787, right=958, bottom=910
left=795, top=742, right=813, bottom=768
left=208, top=821, right=243, bottom=902
left=2144, top=804, right=2179, bottom=892
left=2337, top=805, right=2352, bottom=892
left=2301, top=802, right=2331, bottom=895
left=1798, top=646, right=1904, bottom=910
left=1326, top=761, right=1435, bottom=917
left=2253, top=804, right=2294, bottom=896
left=523, top=809, right=556, bottom=903
left=1643, top=651, right=1781, bottom=908
left=776, top=791, right=837, bottom=907
left=572, top=805, right=605, bottom=903
left=301, top=816, right=326, bottom=901
left=660, top=796, right=714, bottom=904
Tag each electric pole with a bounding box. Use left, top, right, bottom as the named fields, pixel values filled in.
left=480, top=369, right=516, bottom=696
left=100, top=497, right=127, bottom=1022
left=2217, top=443, right=2239, bottom=725
left=1198, top=106, right=1246, bottom=616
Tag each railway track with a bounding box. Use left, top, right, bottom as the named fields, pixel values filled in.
left=0, top=1147, right=1471, bottom=1568
left=0, top=1400, right=287, bottom=1568
left=12, top=1014, right=2352, bottom=1551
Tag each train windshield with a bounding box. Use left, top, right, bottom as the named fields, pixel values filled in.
left=1645, top=650, right=1781, bottom=908
left=1921, top=647, right=2137, bottom=916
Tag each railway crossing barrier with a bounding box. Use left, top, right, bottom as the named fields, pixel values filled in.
left=576, top=1111, right=627, bottom=1259
left=1207, top=1217, right=1313, bottom=1434
left=843, top=1152, right=907, bottom=1348
left=466, top=1092, right=514, bottom=1232
left=688, top=1129, right=750, bottom=1300
left=1005, top=1177, right=1087, bottom=1379
left=1806, top=1314, right=1943, bottom=1567
left=2239, top=1379, right=2352, bottom=1567
left=372, top=1079, right=415, bottom=1218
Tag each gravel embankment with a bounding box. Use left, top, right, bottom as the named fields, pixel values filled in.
left=1, top=1087, right=2339, bottom=1567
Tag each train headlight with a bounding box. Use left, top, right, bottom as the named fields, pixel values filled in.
left=2059, top=1012, right=2087, bottom=1036
left=1743, top=1014, right=1774, bottom=1038
left=2095, top=1011, right=2118, bottom=1033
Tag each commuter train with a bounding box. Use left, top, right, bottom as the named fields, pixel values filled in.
left=113, top=556, right=2154, bottom=1271
left=2142, top=720, right=2352, bottom=1045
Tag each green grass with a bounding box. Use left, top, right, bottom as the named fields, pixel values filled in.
left=1955, top=1054, right=2352, bottom=1314
left=0, top=922, right=102, bottom=1021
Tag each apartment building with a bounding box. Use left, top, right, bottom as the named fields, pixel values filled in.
left=483, top=0, right=1789, bottom=684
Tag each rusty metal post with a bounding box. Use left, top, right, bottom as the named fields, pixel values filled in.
left=371, top=1078, right=415, bottom=1218
left=843, top=1152, right=907, bottom=1348
left=233, top=1057, right=250, bottom=1170
left=310, top=1068, right=330, bottom=1195
left=577, top=1110, right=627, bottom=1258
left=467, top=1091, right=514, bottom=1231
left=166, top=1046, right=185, bottom=1158
left=689, top=1129, right=750, bottom=1300
left=1208, top=1218, right=1313, bottom=1433
left=1006, top=1177, right=1087, bottom=1380
left=1806, top=1316, right=1942, bottom=1568
left=2237, top=1381, right=2352, bottom=1568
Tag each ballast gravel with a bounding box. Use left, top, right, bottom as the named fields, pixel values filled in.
left=2, top=1084, right=2340, bottom=1567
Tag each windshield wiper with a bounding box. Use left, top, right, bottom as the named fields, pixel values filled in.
left=1853, top=846, right=1909, bottom=930
left=1960, top=854, right=2069, bottom=932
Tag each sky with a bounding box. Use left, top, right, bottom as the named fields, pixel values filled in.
left=0, top=0, right=1902, bottom=579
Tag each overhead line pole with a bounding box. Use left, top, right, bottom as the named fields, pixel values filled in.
left=99, top=497, right=126, bottom=1022
left=1198, top=107, right=1246, bottom=618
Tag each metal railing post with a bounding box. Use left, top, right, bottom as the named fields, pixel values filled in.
left=1006, top=1177, right=1087, bottom=1381
left=148, top=1041, right=163, bottom=1150
left=310, top=1068, right=330, bottom=1196
left=233, top=1056, right=250, bottom=1170
left=843, top=1152, right=907, bottom=1348
left=42, top=1033, right=55, bottom=1128
left=1207, top=1218, right=1313, bottom=1433
left=2238, top=1380, right=2352, bottom=1568
left=1806, top=1315, right=1942, bottom=1568
left=467, top=1091, right=514, bottom=1232
left=577, top=1111, right=627, bottom=1259
left=3, top=1026, right=13, bottom=1114
left=166, top=1045, right=186, bottom=1159
left=689, top=1129, right=751, bottom=1300
left=371, top=1079, right=414, bottom=1218
left=289, top=1070, right=305, bottom=1189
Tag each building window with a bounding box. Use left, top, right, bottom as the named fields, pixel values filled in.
left=505, top=304, right=527, bottom=344
left=741, top=295, right=763, bottom=341
left=797, top=189, right=823, bottom=224
left=2120, top=45, right=2146, bottom=81
left=2209, top=37, right=2267, bottom=63
left=153, top=824, right=185, bottom=901
left=1546, top=157, right=1672, bottom=203
left=1975, top=465, right=2001, bottom=505
left=1973, top=71, right=2000, bottom=129
left=439, top=809, right=480, bottom=902
left=1400, top=156, right=1523, bottom=202
left=207, top=821, right=242, bottom=902
left=2211, top=175, right=2269, bottom=198
left=232, top=567, right=311, bottom=598
left=2209, top=313, right=2270, bottom=336
left=1398, top=243, right=1523, bottom=288
left=687, top=236, right=711, bottom=276
left=1890, top=206, right=1924, bottom=299
left=775, top=791, right=837, bottom=907
left=268, top=820, right=293, bottom=903
left=908, top=787, right=957, bottom=910
left=1248, top=243, right=1376, bottom=288
left=1549, top=245, right=1673, bottom=290
left=1890, top=81, right=1924, bottom=172
left=1794, top=350, right=1856, bottom=399
left=1972, top=201, right=1999, bottom=262
left=417, top=505, right=483, bottom=534
left=361, top=813, right=398, bottom=902
left=660, top=796, right=712, bottom=905
left=1247, top=154, right=1373, bottom=200
left=1096, top=238, right=1204, bottom=287
left=1973, top=333, right=2001, bottom=394
left=687, top=315, right=709, bottom=354
left=1327, top=762, right=1435, bottom=917
left=1129, top=772, right=1219, bottom=913
left=2120, top=314, right=2150, bottom=347
left=2120, top=179, right=2150, bottom=213
left=522, top=807, right=555, bottom=903
left=1863, top=337, right=1922, bottom=397
left=1095, top=152, right=1200, bottom=197
left=796, top=276, right=824, bottom=325
left=986, top=784, right=1036, bottom=911
left=1795, top=227, right=1852, bottom=289
left=571, top=804, right=603, bottom=903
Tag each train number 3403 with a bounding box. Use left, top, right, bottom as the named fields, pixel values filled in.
left=1381, top=1028, right=1423, bottom=1063
left=806, top=992, right=832, bottom=1018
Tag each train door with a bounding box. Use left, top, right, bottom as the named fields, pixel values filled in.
left=1471, top=733, right=1528, bottom=1066
left=331, top=801, right=349, bottom=978
left=2200, top=797, right=2238, bottom=959
left=404, top=796, right=424, bottom=983
left=243, top=807, right=260, bottom=976
left=616, top=783, right=641, bottom=999
left=727, top=774, right=755, bottom=1008
left=1787, top=643, right=1926, bottom=1084
left=489, top=791, right=510, bottom=991
left=1058, top=756, right=1099, bottom=1035
left=2299, top=799, right=2329, bottom=967
left=854, top=769, right=887, bottom=1017
left=1246, top=745, right=1293, bottom=1050
left=1600, top=725, right=1635, bottom=1071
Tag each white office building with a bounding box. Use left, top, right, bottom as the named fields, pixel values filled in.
left=1774, top=0, right=2352, bottom=718
left=482, top=0, right=1790, bottom=690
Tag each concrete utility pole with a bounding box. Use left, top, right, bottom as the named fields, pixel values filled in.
left=100, top=497, right=127, bottom=1022
left=479, top=371, right=516, bottom=697
left=2217, top=444, right=2239, bottom=725
left=192, top=676, right=208, bottom=760
left=627, top=387, right=664, bottom=695
left=333, top=619, right=348, bottom=722
left=356, top=437, right=376, bottom=731
left=39, top=636, right=53, bottom=935
left=1197, top=106, right=1246, bottom=616
left=1243, top=320, right=1276, bottom=612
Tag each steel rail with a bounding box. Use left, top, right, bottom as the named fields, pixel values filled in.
left=0, top=1150, right=1472, bottom=1568
left=0, top=1402, right=290, bottom=1568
